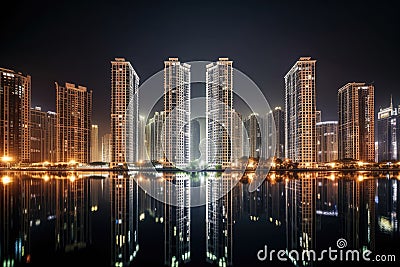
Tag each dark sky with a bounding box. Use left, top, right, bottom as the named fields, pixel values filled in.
left=1, top=0, right=398, bottom=137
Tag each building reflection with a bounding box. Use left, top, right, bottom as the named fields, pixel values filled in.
left=285, top=172, right=316, bottom=266
left=206, top=172, right=240, bottom=267
left=376, top=176, right=399, bottom=237
left=1, top=170, right=400, bottom=266
left=1, top=172, right=28, bottom=266
left=265, top=172, right=285, bottom=227
left=163, top=172, right=191, bottom=266
left=55, top=172, right=91, bottom=252
left=338, top=173, right=376, bottom=251
left=109, top=171, right=139, bottom=266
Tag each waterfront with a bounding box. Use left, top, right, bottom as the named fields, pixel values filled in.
left=1, top=170, right=399, bottom=266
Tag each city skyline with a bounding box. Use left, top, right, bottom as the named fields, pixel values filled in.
left=1, top=1, right=398, bottom=138
left=2, top=55, right=399, bottom=165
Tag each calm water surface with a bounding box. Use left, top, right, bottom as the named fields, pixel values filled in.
left=1, top=170, right=399, bottom=266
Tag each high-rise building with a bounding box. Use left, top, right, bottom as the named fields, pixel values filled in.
left=231, top=110, right=246, bottom=165
left=91, top=125, right=100, bottom=162
left=377, top=98, right=400, bottom=162
left=190, top=119, right=201, bottom=162
left=146, top=111, right=165, bottom=162
left=111, top=58, right=139, bottom=166
left=163, top=58, right=191, bottom=168
left=30, top=107, right=57, bottom=163
left=316, top=110, right=322, bottom=123
left=55, top=82, right=92, bottom=163
left=316, top=121, right=338, bottom=163
left=266, top=107, right=285, bottom=158
left=46, top=111, right=57, bottom=163
left=206, top=58, right=233, bottom=168
left=101, top=133, right=111, bottom=163
left=338, top=83, right=374, bottom=162
left=138, top=115, right=146, bottom=162
left=246, top=113, right=261, bottom=158
left=284, top=57, right=316, bottom=167
left=0, top=67, right=31, bottom=163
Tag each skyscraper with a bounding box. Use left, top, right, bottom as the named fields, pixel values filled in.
left=138, top=115, right=146, bottom=162
left=266, top=107, right=285, bottom=159
left=190, top=119, right=201, bottom=162
left=246, top=113, right=261, bottom=159
left=111, top=58, right=139, bottom=166
left=30, top=107, right=56, bottom=163
left=91, top=125, right=100, bottom=162
left=231, top=110, right=246, bottom=165
left=206, top=58, right=233, bottom=168
left=101, top=133, right=111, bottom=163
left=146, top=111, right=165, bottom=163
left=377, top=98, right=400, bottom=162
left=163, top=58, right=191, bottom=168
left=284, top=57, right=316, bottom=167
left=56, top=82, right=92, bottom=163
left=0, top=67, right=31, bottom=163
left=316, top=121, right=338, bottom=163
left=338, top=83, right=374, bottom=162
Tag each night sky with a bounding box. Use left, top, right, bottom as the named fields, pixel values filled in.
left=1, top=0, right=398, bottom=137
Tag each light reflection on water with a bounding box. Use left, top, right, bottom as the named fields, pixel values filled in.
left=0, top=170, right=399, bottom=266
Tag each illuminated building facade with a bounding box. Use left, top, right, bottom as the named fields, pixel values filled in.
left=377, top=98, right=400, bottom=162
left=338, top=82, right=374, bottom=161
left=206, top=58, right=233, bottom=168
left=246, top=113, right=261, bottom=159
left=284, top=57, right=317, bottom=167
left=163, top=58, right=191, bottom=168
left=55, top=82, right=92, bottom=163
left=146, top=111, right=165, bottom=162
left=316, top=121, right=338, bottom=163
left=30, top=107, right=56, bottom=163
left=111, top=58, right=139, bottom=166
left=266, top=107, right=285, bottom=159
left=101, top=133, right=111, bottom=163
left=0, top=67, right=31, bottom=163
left=90, top=125, right=100, bottom=162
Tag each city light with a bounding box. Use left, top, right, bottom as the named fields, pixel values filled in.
left=43, top=174, right=50, bottom=182
left=1, top=156, right=13, bottom=162
left=2, top=175, right=11, bottom=185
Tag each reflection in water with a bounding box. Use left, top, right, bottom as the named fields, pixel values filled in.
left=338, top=174, right=376, bottom=251
left=206, top=173, right=237, bottom=266
left=110, top=172, right=139, bottom=266
left=55, top=173, right=91, bottom=252
left=285, top=173, right=316, bottom=266
left=163, top=173, right=191, bottom=266
left=1, top=171, right=400, bottom=266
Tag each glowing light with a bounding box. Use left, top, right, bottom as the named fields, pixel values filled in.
left=1, top=156, right=13, bottom=162
left=357, top=161, right=364, bottom=167
left=69, top=174, right=76, bottom=183
left=357, top=175, right=364, bottom=182
left=330, top=173, right=335, bottom=181
left=2, top=175, right=11, bottom=184
left=43, top=174, right=50, bottom=182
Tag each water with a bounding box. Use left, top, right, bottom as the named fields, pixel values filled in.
left=1, top=170, right=399, bottom=266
